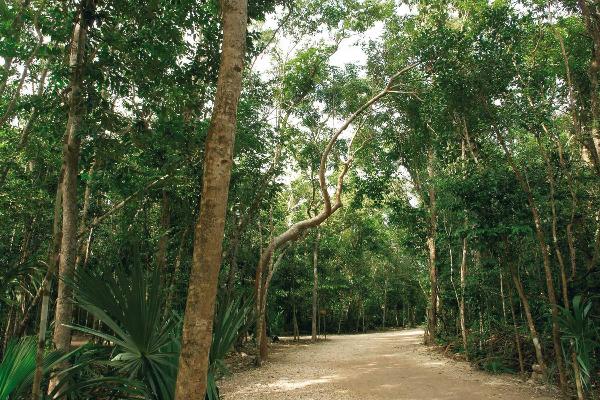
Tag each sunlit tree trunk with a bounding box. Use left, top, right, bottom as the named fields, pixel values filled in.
left=174, top=0, right=248, bottom=397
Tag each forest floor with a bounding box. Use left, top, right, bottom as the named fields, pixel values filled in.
left=219, top=329, right=560, bottom=400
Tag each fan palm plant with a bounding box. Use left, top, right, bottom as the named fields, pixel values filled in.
left=69, top=262, right=254, bottom=400
left=0, top=336, right=64, bottom=399
left=558, top=295, right=599, bottom=391
left=205, top=295, right=254, bottom=400
left=69, top=263, right=179, bottom=400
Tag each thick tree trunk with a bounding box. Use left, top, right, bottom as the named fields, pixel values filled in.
left=174, top=0, right=248, bottom=397
left=311, top=229, right=320, bottom=342
left=50, top=4, right=90, bottom=394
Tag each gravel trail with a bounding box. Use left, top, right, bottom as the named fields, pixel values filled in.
left=220, top=329, right=559, bottom=400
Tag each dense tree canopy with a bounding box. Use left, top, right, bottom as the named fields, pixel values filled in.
left=0, top=0, right=599, bottom=399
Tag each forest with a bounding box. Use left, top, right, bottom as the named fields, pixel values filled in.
left=0, top=0, right=599, bottom=399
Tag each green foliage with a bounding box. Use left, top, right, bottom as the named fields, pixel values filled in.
left=0, top=336, right=63, bottom=399
left=207, top=295, right=255, bottom=400
left=559, top=296, right=599, bottom=389
left=70, top=263, right=178, bottom=400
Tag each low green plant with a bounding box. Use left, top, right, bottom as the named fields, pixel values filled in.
left=0, top=336, right=63, bottom=398
left=558, top=295, right=599, bottom=390
left=69, top=263, right=178, bottom=400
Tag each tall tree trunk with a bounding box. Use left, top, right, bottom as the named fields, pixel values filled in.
left=293, top=303, right=300, bottom=341
left=578, top=0, right=600, bottom=161
left=382, top=280, right=387, bottom=329
left=252, top=64, right=417, bottom=345
left=32, top=167, right=64, bottom=399
left=75, top=158, right=95, bottom=268
left=505, top=240, right=546, bottom=373
left=174, top=0, right=248, bottom=397
left=426, top=148, right=438, bottom=344
left=506, top=276, right=525, bottom=375
left=499, top=269, right=507, bottom=323
left=311, top=229, right=320, bottom=342
left=226, top=219, right=241, bottom=300
left=156, top=189, right=170, bottom=279
left=165, top=226, right=189, bottom=315
left=255, top=247, right=287, bottom=364
left=50, top=3, right=90, bottom=393
left=495, top=129, right=567, bottom=390
left=459, top=237, right=468, bottom=358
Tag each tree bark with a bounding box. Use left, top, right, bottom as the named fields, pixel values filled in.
left=459, top=237, right=468, bottom=358
left=251, top=64, right=417, bottom=363
left=495, top=129, right=567, bottom=390
left=174, top=0, right=248, bottom=397
left=165, top=226, right=189, bottom=315
left=504, top=239, right=546, bottom=373
left=311, top=229, right=320, bottom=342
left=578, top=0, right=600, bottom=162
left=156, top=189, right=170, bottom=276
left=293, top=303, right=300, bottom=341
left=506, top=277, right=525, bottom=375
left=426, top=148, right=438, bottom=344
left=50, top=3, right=90, bottom=393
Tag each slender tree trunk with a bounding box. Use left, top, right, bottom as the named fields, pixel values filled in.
left=32, top=167, right=64, bottom=399
left=75, top=159, right=95, bottom=268
left=293, top=303, right=299, bottom=341
left=174, top=0, right=248, bottom=397
left=50, top=4, right=90, bottom=394
left=499, top=270, right=507, bottom=323
left=426, top=149, right=438, bottom=344
left=382, top=280, right=387, bottom=329
left=255, top=248, right=287, bottom=364
left=459, top=237, right=468, bottom=358
left=226, top=220, right=241, bottom=300
left=506, top=275, right=525, bottom=375
left=361, top=302, right=365, bottom=333
left=156, top=189, right=170, bottom=276
left=578, top=0, right=600, bottom=161
left=311, top=229, right=320, bottom=342
left=496, top=129, right=567, bottom=390
left=165, top=226, right=189, bottom=316
left=505, top=242, right=546, bottom=372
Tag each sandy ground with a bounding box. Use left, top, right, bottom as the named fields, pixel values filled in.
left=220, top=329, right=559, bottom=400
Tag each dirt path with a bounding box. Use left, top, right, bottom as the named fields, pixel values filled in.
left=220, top=329, right=559, bottom=400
